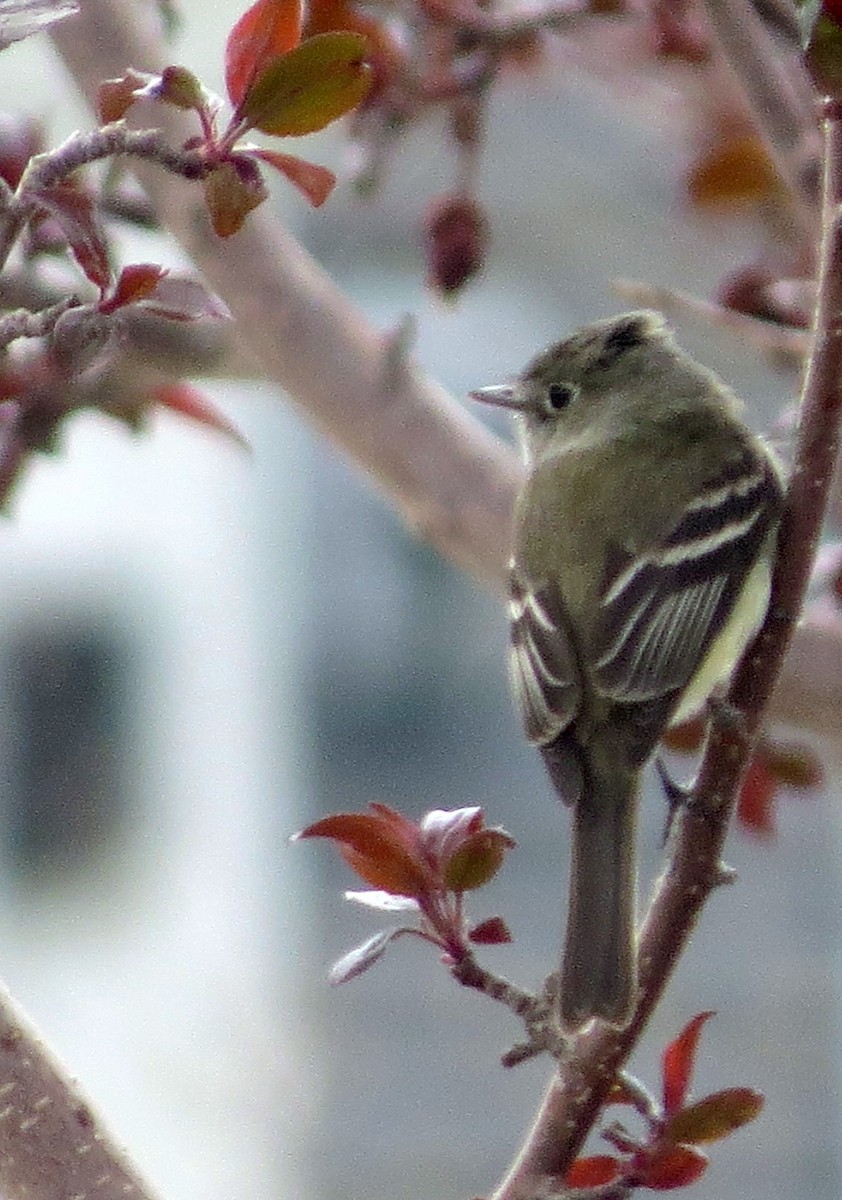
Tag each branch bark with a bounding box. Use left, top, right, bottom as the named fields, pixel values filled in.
left=0, top=982, right=164, bottom=1200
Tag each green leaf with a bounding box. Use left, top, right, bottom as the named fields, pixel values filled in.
left=238, top=31, right=372, bottom=136
left=664, top=1088, right=765, bottom=1145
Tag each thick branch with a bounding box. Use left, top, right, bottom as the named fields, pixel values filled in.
left=0, top=983, right=164, bottom=1200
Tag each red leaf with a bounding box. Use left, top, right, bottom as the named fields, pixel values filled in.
left=97, top=69, right=155, bottom=124
left=563, top=1157, right=621, bottom=1189
left=468, top=916, right=512, bottom=945
left=664, top=1087, right=764, bottom=1145
left=634, top=1144, right=708, bottom=1191
left=737, top=754, right=777, bottom=839
left=31, top=184, right=111, bottom=290
left=662, top=1012, right=715, bottom=1116
left=249, top=148, right=335, bottom=206
left=101, top=263, right=167, bottom=313
left=328, top=929, right=396, bottom=984
left=295, top=807, right=433, bottom=899
left=152, top=383, right=249, bottom=449
left=225, top=0, right=303, bottom=110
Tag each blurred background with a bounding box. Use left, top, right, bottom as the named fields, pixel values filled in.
left=0, top=5, right=839, bottom=1200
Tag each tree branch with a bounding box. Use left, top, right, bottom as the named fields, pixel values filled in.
left=0, top=981, right=164, bottom=1200
left=490, top=92, right=842, bottom=1200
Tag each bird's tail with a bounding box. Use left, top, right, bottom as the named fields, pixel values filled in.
left=553, top=747, right=639, bottom=1032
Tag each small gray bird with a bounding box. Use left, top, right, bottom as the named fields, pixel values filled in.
left=471, top=311, right=784, bottom=1031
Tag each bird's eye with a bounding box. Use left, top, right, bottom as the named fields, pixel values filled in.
left=546, top=382, right=577, bottom=412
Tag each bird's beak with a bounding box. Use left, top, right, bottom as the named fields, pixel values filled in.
left=469, top=384, right=520, bottom=410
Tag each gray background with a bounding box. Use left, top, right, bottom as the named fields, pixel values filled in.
left=0, top=8, right=837, bottom=1200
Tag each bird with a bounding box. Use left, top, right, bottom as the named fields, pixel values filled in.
left=471, top=310, right=784, bottom=1031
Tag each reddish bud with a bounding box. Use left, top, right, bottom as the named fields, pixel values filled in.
left=0, top=114, right=43, bottom=188
left=203, top=158, right=268, bottom=238
left=420, top=806, right=483, bottom=866
left=155, top=65, right=206, bottom=110
left=424, top=194, right=488, bottom=297
left=442, top=828, right=515, bottom=891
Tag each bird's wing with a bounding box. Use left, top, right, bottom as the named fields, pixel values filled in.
left=507, top=566, right=582, bottom=748
left=592, top=449, right=782, bottom=723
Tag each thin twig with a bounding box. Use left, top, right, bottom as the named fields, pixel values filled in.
left=0, top=297, right=77, bottom=350
left=20, top=125, right=207, bottom=193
